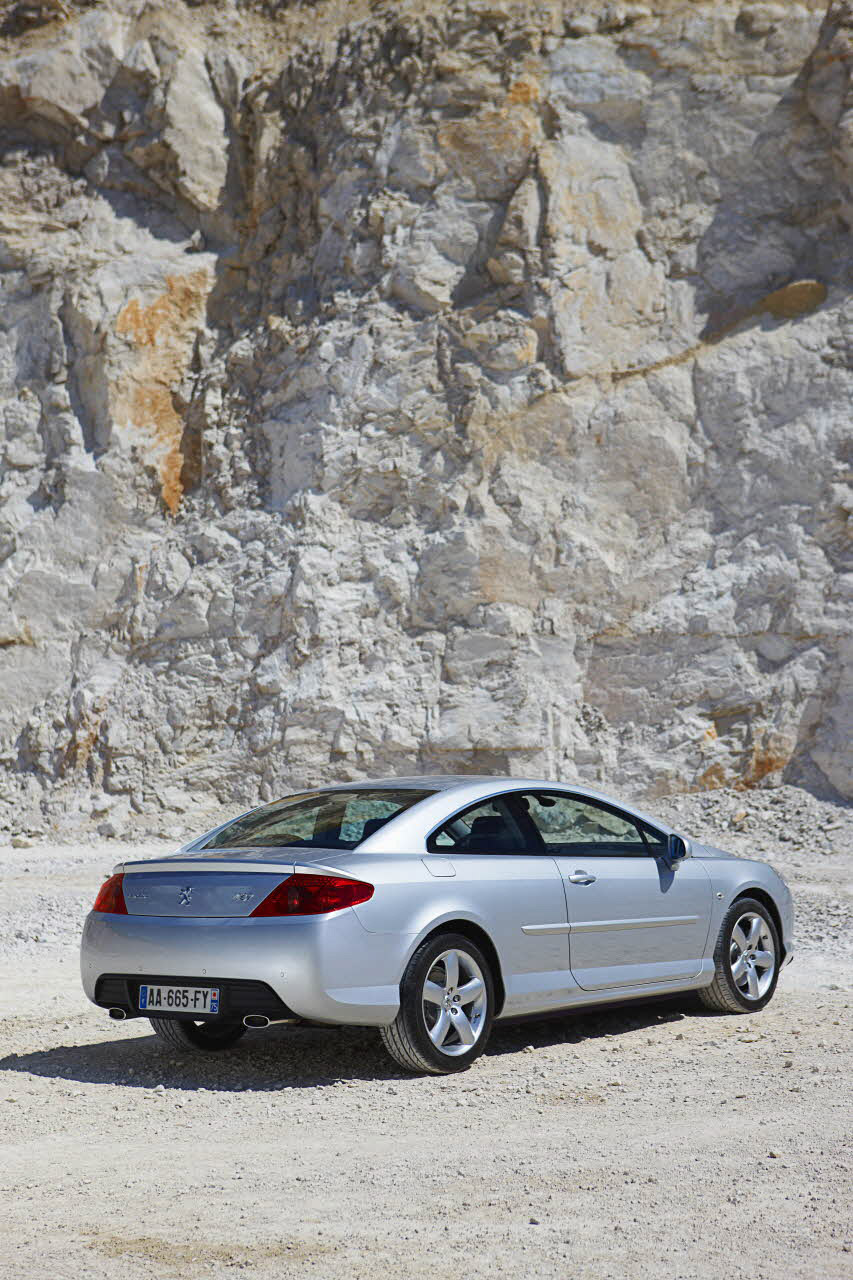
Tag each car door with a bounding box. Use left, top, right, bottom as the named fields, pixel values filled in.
left=427, top=794, right=572, bottom=1015
left=521, top=792, right=712, bottom=991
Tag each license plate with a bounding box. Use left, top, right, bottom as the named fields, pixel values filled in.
left=138, top=984, right=219, bottom=1014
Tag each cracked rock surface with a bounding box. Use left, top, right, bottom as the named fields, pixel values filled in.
left=0, top=0, right=851, bottom=834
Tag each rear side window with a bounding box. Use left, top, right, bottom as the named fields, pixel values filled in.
left=199, top=789, right=434, bottom=851
left=523, top=792, right=662, bottom=856
left=427, top=797, right=529, bottom=854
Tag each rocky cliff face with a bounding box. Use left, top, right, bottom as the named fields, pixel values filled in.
left=0, top=0, right=850, bottom=835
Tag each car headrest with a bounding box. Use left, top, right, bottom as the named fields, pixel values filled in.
left=468, top=816, right=505, bottom=836
left=360, top=818, right=386, bottom=840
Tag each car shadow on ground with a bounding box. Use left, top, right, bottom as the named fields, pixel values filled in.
left=0, top=996, right=709, bottom=1093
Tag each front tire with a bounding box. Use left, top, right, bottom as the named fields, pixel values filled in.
left=380, top=933, right=495, bottom=1075
left=698, top=897, right=780, bottom=1013
left=149, top=1017, right=247, bottom=1052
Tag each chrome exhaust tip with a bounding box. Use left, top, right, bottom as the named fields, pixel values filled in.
left=243, top=1014, right=297, bottom=1029
left=108, top=1007, right=127, bottom=1020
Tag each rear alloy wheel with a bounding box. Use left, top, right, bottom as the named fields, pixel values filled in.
left=380, top=932, right=495, bottom=1075
left=698, top=897, right=780, bottom=1014
left=149, top=1017, right=247, bottom=1052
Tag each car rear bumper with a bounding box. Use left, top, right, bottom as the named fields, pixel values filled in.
left=80, top=909, right=410, bottom=1026
left=93, top=973, right=300, bottom=1022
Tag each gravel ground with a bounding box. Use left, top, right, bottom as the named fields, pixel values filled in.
left=1, top=786, right=851, bottom=1280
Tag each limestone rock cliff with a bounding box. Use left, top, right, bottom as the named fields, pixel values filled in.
left=0, top=0, right=850, bottom=834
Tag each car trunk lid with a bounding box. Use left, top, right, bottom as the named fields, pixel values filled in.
left=120, top=867, right=293, bottom=917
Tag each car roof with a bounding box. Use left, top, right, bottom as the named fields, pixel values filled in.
left=174, top=775, right=680, bottom=862
left=320, top=775, right=509, bottom=791
left=323, top=774, right=637, bottom=797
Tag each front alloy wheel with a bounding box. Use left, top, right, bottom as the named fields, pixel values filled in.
left=380, top=932, right=495, bottom=1074
left=698, top=896, right=781, bottom=1013
left=729, top=911, right=776, bottom=1002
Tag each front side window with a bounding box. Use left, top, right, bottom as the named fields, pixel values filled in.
left=523, top=792, right=658, bottom=855
left=199, top=788, right=434, bottom=851
left=427, top=797, right=529, bottom=854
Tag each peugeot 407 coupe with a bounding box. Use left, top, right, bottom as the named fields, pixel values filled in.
left=81, top=776, right=794, bottom=1074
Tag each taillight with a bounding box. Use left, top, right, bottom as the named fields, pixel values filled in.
left=92, top=873, right=127, bottom=914
left=250, top=873, right=373, bottom=917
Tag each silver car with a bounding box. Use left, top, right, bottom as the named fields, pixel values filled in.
left=80, top=776, right=794, bottom=1074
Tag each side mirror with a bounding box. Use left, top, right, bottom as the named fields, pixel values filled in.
left=667, top=833, right=688, bottom=863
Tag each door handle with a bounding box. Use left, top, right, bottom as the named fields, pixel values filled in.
left=567, top=870, right=596, bottom=885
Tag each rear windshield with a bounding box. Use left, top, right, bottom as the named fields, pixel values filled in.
left=198, top=788, right=435, bottom=851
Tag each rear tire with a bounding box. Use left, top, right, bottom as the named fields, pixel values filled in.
left=697, top=897, right=780, bottom=1014
left=380, top=932, right=495, bottom=1075
left=149, top=1017, right=247, bottom=1052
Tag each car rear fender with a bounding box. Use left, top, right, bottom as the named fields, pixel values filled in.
left=410, top=917, right=507, bottom=1016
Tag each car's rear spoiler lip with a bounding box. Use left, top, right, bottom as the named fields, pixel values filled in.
left=115, top=859, right=296, bottom=875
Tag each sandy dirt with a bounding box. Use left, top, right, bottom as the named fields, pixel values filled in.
left=1, top=795, right=852, bottom=1280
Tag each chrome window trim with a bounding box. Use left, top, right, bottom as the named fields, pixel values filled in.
left=518, top=788, right=667, bottom=858
left=424, top=791, right=537, bottom=855
left=536, top=792, right=668, bottom=857
left=423, top=785, right=668, bottom=856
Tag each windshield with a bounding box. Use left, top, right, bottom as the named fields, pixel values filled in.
left=198, top=788, right=435, bottom=851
